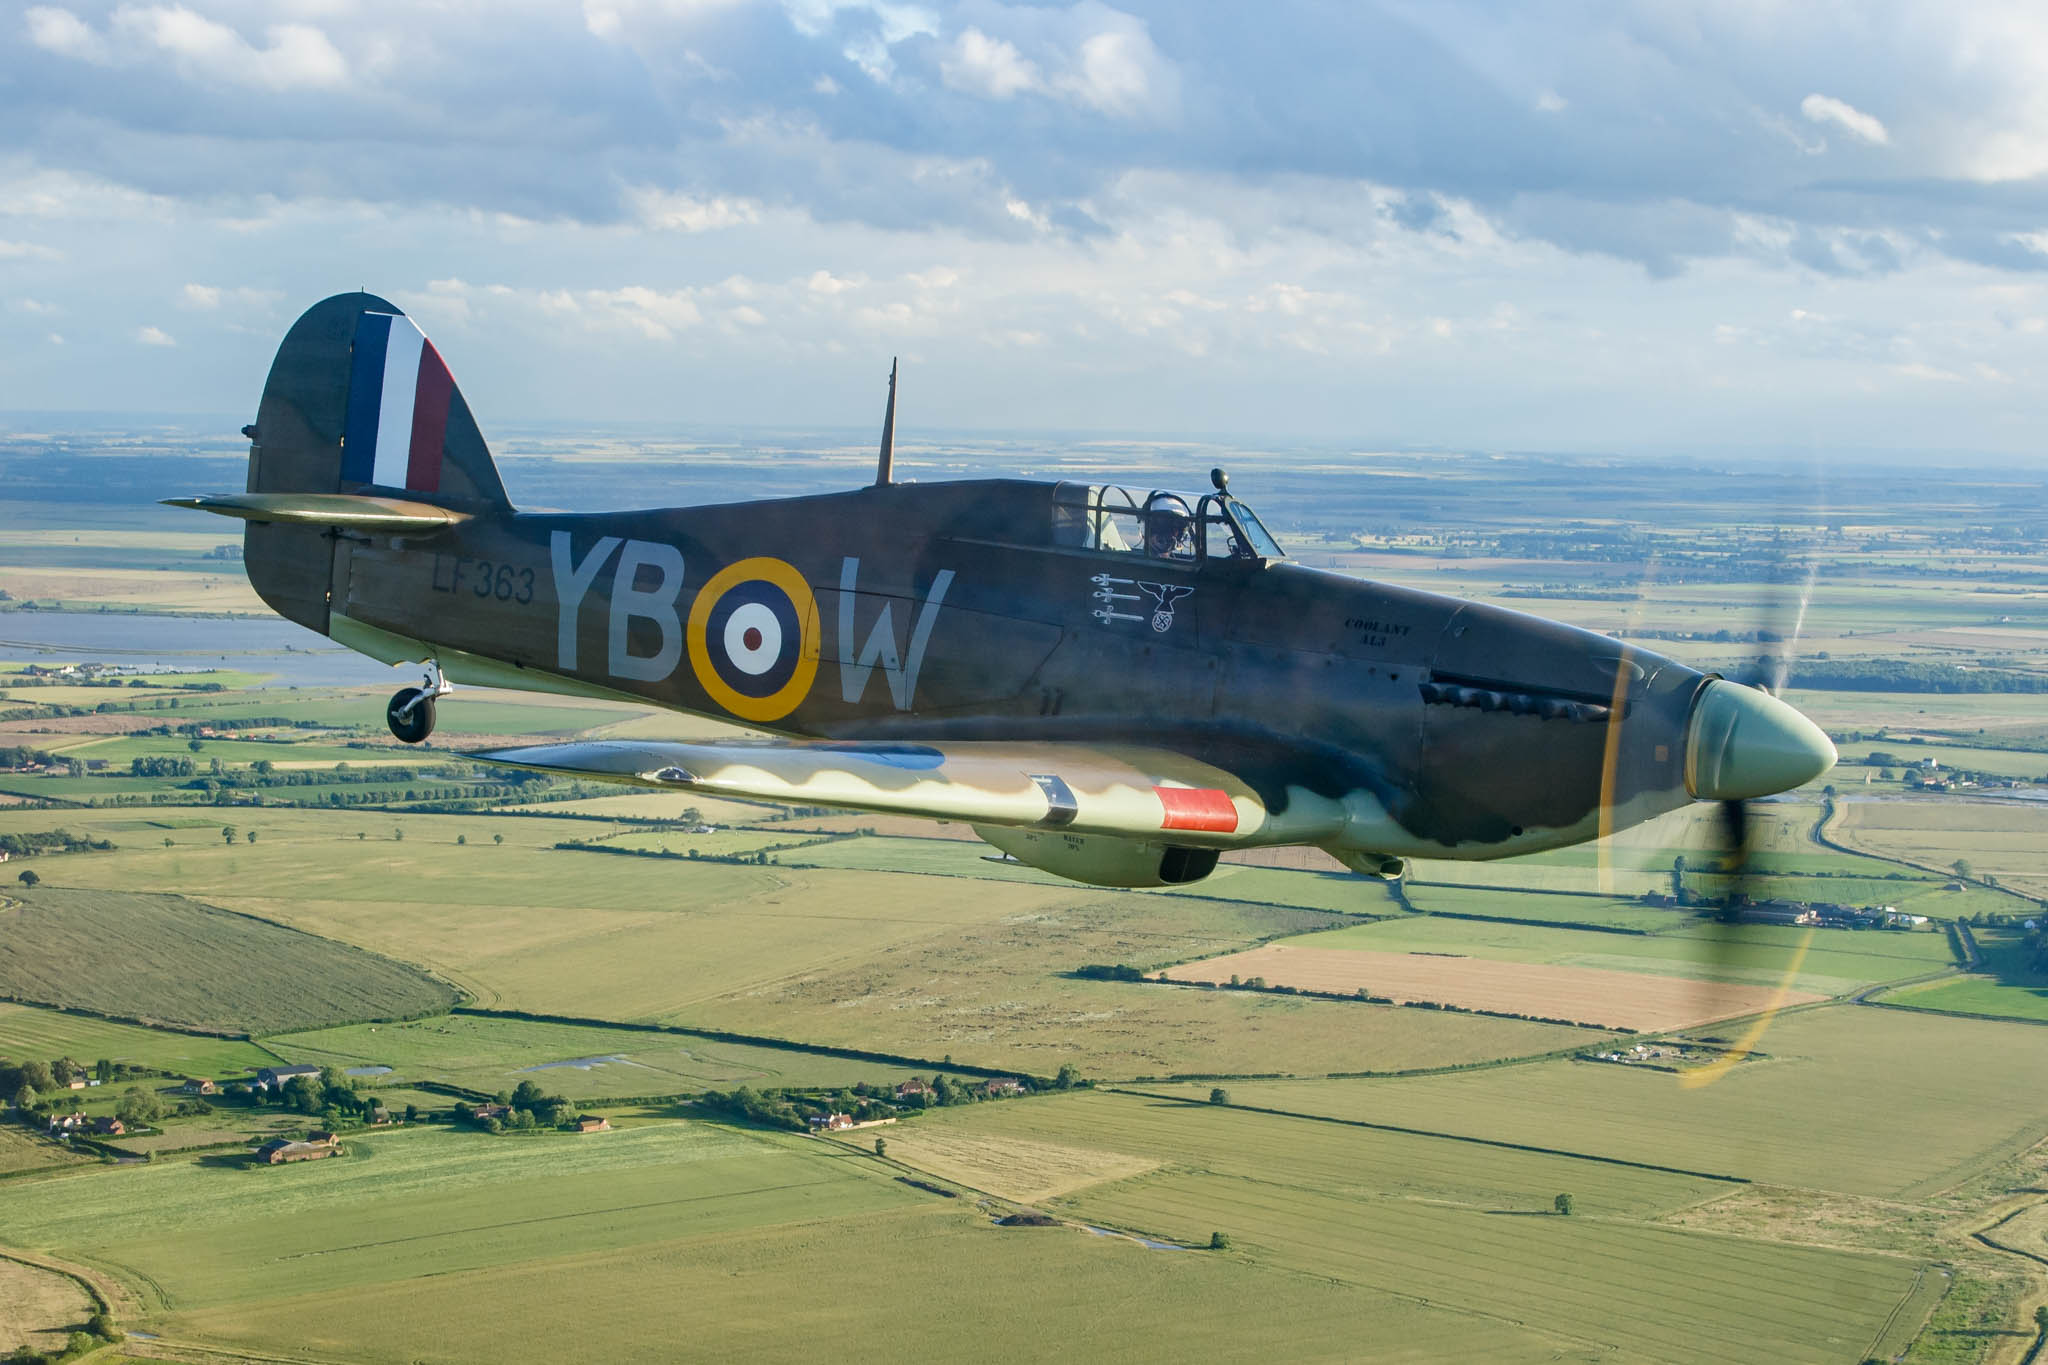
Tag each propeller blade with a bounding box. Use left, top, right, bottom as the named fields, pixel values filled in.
left=1679, top=925, right=1815, bottom=1089
left=1680, top=792, right=1813, bottom=1087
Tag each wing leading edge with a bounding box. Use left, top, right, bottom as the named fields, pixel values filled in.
left=470, top=738, right=1349, bottom=847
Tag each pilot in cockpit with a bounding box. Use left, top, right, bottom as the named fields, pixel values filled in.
left=1144, top=497, right=1195, bottom=561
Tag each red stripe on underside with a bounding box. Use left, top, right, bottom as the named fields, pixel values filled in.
left=406, top=340, right=454, bottom=493
left=1155, top=785, right=1238, bottom=833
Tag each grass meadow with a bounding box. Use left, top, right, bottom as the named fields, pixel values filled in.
left=892, top=1091, right=1922, bottom=1365
left=1069, top=1170, right=1919, bottom=1365
left=0, top=1115, right=1576, bottom=1363
left=11, top=812, right=1598, bottom=1077
left=0, top=1122, right=907, bottom=1310
left=1879, top=927, right=2048, bottom=1023
left=0, top=1002, right=283, bottom=1076
left=166, top=1204, right=1564, bottom=1364
left=268, top=1014, right=921, bottom=1098
left=1143, top=1005, right=2048, bottom=1199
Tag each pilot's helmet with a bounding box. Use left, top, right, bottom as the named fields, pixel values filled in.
left=1146, top=505, right=1192, bottom=557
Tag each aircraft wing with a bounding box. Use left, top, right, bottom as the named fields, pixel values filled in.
left=470, top=738, right=1346, bottom=846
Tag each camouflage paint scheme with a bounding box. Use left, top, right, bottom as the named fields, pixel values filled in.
left=174, top=293, right=1797, bottom=889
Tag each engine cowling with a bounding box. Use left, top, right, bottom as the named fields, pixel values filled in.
left=973, top=825, right=1220, bottom=889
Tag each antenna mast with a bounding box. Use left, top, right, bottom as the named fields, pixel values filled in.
left=874, top=358, right=898, bottom=487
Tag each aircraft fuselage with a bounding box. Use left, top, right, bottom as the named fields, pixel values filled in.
left=311, top=478, right=1707, bottom=862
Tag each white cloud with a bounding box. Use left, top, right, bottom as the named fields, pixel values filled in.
left=805, top=269, right=861, bottom=294
left=1800, top=93, right=1889, bottom=147
left=47, top=332, right=63, bottom=345
left=43, top=6, right=354, bottom=92
left=1890, top=361, right=1962, bottom=382
left=626, top=188, right=763, bottom=232
left=582, top=285, right=704, bottom=340
left=179, top=283, right=282, bottom=310
left=15, top=298, right=58, bottom=314
left=943, top=28, right=1041, bottom=99
left=0, top=170, right=170, bottom=222
left=0, top=240, right=64, bottom=261
left=24, top=6, right=108, bottom=62
left=1057, top=24, right=1161, bottom=117
left=135, top=325, right=176, bottom=346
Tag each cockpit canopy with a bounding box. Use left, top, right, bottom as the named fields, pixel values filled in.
left=1050, top=482, right=1283, bottom=565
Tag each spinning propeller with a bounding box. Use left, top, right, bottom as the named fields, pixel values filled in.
left=1680, top=556, right=1830, bottom=1087
left=1598, top=549, right=1835, bottom=1088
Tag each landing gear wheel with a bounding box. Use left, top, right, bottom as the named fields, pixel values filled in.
left=387, top=688, right=436, bottom=744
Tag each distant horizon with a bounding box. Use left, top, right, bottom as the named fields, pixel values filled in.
left=2, top=409, right=2041, bottom=474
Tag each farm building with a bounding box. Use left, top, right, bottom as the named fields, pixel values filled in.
left=255, top=1138, right=338, bottom=1165
left=577, top=1116, right=611, bottom=1133
left=807, top=1112, right=855, bottom=1132
left=179, top=1078, right=217, bottom=1096
left=984, top=1078, right=1027, bottom=1097
left=46, top=1112, right=85, bottom=1134
left=91, top=1117, right=125, bottom=1136
left=895, top=1079, right=933, bottom=1101
left=1736, top=903, right=1817, bottom=926
left=252, top=1065, right=322, bottom=1091
left=470, top=1103, right=510, bottom=1121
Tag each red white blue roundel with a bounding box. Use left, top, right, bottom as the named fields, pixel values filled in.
left=686, top=558, right=821, bottom=723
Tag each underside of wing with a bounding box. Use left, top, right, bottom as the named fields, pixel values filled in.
left=470, top=737, right=1349, bottom=848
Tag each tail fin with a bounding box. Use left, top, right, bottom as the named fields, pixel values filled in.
left=252, top=291, right=508, bottom=506
left=239, top=292, right=509, bottom=632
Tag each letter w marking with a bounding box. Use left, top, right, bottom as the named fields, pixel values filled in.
left=838, top=557, right=954, bottom=710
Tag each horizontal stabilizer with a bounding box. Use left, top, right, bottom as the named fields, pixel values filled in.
left=163, top=492, right=470, bottom=533
left=469, top=737, right=1328, bottom=846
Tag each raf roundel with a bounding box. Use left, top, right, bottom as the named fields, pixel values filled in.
left=687, top=557, right=821, bottom=723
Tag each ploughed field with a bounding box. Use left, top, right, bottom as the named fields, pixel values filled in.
left=1162, top=942, right=1823, bottom=1031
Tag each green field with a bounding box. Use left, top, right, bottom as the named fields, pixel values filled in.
left=1280, top=914, right=1956, bottom=996
left=1145, top=1004, right=2048, bottom=1199
left=0, top=1002, right=282, bottom=1075
left=0, top=1126, right=91, bottom=1178
left=1879, top=927, right=2048, bottom=1023
left=0, top=1121, right=912, bottom=1310
left=166, top=1201, right=1559, bottom=1363
left=903, top=1092, right=1921, bottom=1365
left=18, top=814, right=1591, bottom=1078
left=1073, top=1170, right=1919, bottom=1365
left=268, top=1014, right=926, bottom=1098
left=1403, top=883, right=1688, bottom=931
left=0, top=1118, right=1571, bottom=1363
left=0, top=886, right=455, bottom=1035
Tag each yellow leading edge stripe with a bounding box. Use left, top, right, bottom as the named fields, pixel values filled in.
left=1678, top=925, right=1815, bottom=1090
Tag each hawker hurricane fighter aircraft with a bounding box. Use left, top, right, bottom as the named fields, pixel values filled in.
left=172, top=292, right=1836, bottom=891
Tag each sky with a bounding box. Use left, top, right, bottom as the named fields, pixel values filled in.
left=5, top=0, right=2048, bottom=457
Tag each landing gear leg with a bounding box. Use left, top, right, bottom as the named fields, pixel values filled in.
left=386, top=660, right=452, bottom=744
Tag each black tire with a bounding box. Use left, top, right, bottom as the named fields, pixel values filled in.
left=387, top=688, right=435, bottom=744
